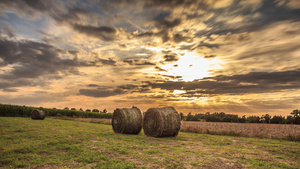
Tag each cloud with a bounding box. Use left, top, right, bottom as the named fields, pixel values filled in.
left=145, top=69, right=300, bottom=95
left=79, top=88, right=125, bottom=97
left=0, top=0, right=62, bottom=20
left=51, top=7, right=99, bottom=25
left=72, top=24, right=118, bottom=42
left=3, top=25, right=15, bottom=38
left=79, top=83, right=142, bottom=98
left=154, top=66, right=167, bottom=72
left=0, top=37, right=119, bottom=90
left=123, top=59, right=155, bottom=66
left=163, top=54, right=179, bottom=62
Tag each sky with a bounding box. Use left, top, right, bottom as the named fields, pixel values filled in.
left=0, top=0, right=300, bottom=116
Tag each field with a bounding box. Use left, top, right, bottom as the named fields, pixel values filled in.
left=1, top=117, right=300, bottom=169
left=56, top=117, right=300, bottom=141
left=181, top=121, right=300, bottom=140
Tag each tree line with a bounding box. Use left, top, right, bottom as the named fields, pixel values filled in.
left=179, top=109, right=300, bottom=124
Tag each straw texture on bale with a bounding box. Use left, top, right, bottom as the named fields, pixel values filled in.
left=143, top=107, right=181, bottom=137
left=112, top=107, right=142, bottom=134
left=30, top=109, right=45, bottom=120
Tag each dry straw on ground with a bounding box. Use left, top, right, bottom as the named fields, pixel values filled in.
left=143, top=107, right=181, bottom=137
left=30, top=109, right=45, bottom=120
left=112, top=107, right=142, bottom=134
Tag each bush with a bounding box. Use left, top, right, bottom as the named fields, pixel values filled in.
left=92, top=109, right=99, bottom=113
left=0, top=103, right=112, bottom=119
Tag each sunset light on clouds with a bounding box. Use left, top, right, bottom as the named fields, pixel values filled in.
left=1, top=0, right=300, bottom=116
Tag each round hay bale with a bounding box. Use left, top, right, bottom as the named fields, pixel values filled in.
left=143, top=107, right=181, bottom=137
left=30, top=109, right=45, bottom=120
left=112, top=107, right=142, bottom=134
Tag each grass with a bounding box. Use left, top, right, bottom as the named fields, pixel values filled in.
left=1, top=117, right=300, bottom=168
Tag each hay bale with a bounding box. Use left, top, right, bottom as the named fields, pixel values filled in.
left=30, top=109, right=45, bottom=120
left=143, top=107, right=181, bottom=137
left=112, top=107, right=142, bottom=134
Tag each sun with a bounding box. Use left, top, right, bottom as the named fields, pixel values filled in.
left=161, top=52, right=217, bottom=81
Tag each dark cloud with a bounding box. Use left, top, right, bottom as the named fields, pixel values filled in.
left=87, top=84, right=100, bottom=87
left=111, top=0, right=137, bottom=6
left=123, top=59, right=155, bottom=66
left=0, top=79, right=46, bottom=90
left=97, top=58, right=117, bottom=66
left=0, top=37, right=118, bottom=90
left=143, top=0, right=195, bottom=9
left=162, top=75, right=182, bottom=79
left=68, top=50, right=80, bottom=57
left=118, top=43, right=127, bottom=48
left=0, top=0, right=60, bottom=19
left=154, top=66, right=167, bottom=72
left=173, top=33, right=193, bottom=43
left=72, top=24, right=117, bottom=42
left=50, top=7, right=99, bottom=25
left=79, top=88, right=125, bottom=97
left=163, top=54, right=179, bottom=62
left=3, top=25, right=15, bottom=38
left=145, top=69, right=300, bottom=95
left=197, top=0, right=300, bottom=37
left=204, top=55, right=216, bottom=59
left=36, top=30, right=63, bottom=44
left=133, top=18, right=186, bottom=43
left=79, top=83, right=143, bottom=98
left=154, top=18, right=181, bottom=29
left=117, top=84, right=139, bottom=89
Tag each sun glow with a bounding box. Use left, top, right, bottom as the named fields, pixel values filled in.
left=161, top=52, right=217, bottom=81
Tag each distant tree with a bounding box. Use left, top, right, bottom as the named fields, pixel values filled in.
left=270, top=115, right=285, bottom=124
left=179, top=112, right=185, bottom=121
left=52, top=107, right=56, bottom=109
left=286, top=115, right=295, bottom=124
left=186, top=112, right=193, bottom=121
left=291, top=109, right=300, bottom=124
left=86, top=109, right=91, bottom=112
left=92, top=109, right=99, bottom=112
left=261, top=114, right=272, bottom=123
left=238, top=115, right=246, bottom=123
left=79, top=108, right=83, bottom=111
left=291, top=109, right=300, bottom=117
left=247, top=116, right=260, bottom=123
left=64, top=107, right=69, bottom=110
left=103, top=109, right=107, bottom=113
left=71, top=108, right=76, bottom=111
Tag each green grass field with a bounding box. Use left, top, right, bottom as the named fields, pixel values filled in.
left=0, top=117, right=299, bottom=169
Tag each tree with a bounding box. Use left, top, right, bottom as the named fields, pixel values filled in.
left=92, top=109, right=99, bottom=112
left=71, top=108, right=76, bottom=111
left=179, top=112, right=185, bottom=121
left=86, top=109, right=91, bottom=112
left=270, top=115, right=285, bottom=124
left=103, top=109, right=107, bottom=113
left=64, top=107, right=69, bottom=110
left=291, top=109, right=300, bottom=124
left=291, top=109, right=300, bottom=117
left=261, top=114, right=271, bottom=123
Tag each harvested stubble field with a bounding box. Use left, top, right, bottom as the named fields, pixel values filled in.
left=1, top=117, right=300, bottom=169
left=56, top=117, right=300, bottom=140
left=181, top=121, right=300, bottom=140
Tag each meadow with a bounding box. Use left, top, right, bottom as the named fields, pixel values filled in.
left=1, top=117, right=300, bottom=169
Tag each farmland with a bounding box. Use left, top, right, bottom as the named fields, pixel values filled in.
left=181, top=121, right=300, bottom=141
left=57, top=117, right=300, bottom=141
left=1, top=117, right=300, bottom=168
